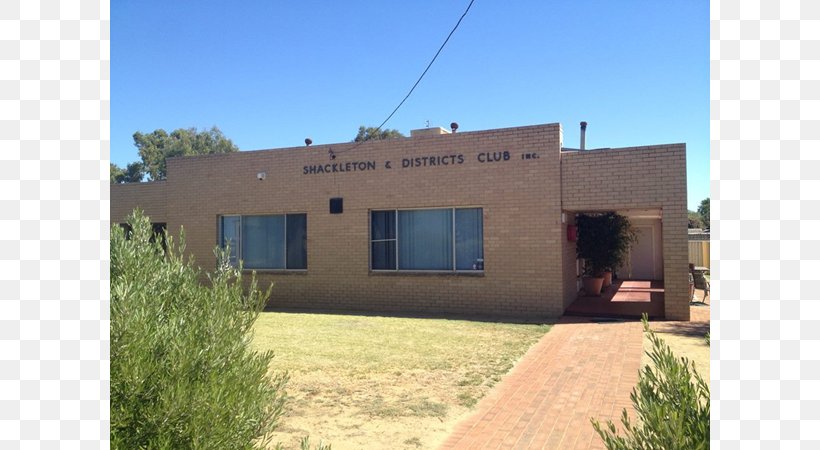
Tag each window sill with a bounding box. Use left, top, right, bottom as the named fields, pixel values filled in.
left=369, top=270, right=485, bottom=277
left=242, top=269, right=308, bottom=275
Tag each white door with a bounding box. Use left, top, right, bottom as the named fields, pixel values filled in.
left=629, top=226, right=655, bottom=279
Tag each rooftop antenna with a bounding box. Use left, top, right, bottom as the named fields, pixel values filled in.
left=425, top=120, right=430, bottom=128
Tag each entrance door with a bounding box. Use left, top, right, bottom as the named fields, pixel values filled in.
left=630, top=226, right=655, bottom=279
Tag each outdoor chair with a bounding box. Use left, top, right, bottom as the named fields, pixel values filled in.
left=692, top=271, right=710, bottom=301
left=689, top=272, right=695, bottom=301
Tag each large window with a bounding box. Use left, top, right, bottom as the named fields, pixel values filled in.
left=219, top=214, right=307, bottom=270
left=370, top=208, right=483, bottom=272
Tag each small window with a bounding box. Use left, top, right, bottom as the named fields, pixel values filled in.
left=152, top=223, right=167, bottom=250
left=370, top=208, right=483, bottom=272
left=219, top=214, right=307, bottom=270
left=119, top=222, right=167, bottom=250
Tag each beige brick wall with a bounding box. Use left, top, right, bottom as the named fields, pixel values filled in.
left=109, top=123, right=689, bottom=320
left=560, top=142, right=689, bottom=320
left=114, top=123, right=564, bottom=318
left=111, top=181, right=169, bottom=225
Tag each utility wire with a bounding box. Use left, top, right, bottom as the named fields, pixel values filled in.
left=333, top=0, right=476, bottom=156
left=373, top=0, right=476, bottom=135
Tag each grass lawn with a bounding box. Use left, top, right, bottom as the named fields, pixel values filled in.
left=251, top=312, right=551, bottom=450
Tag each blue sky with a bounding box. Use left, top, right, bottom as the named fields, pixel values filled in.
left=112, top=0, right=708, bottom=210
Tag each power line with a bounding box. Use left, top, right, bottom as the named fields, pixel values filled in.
left=334, top=0, right=476, bottom=156
left=374, top=0, right=476, bottom=134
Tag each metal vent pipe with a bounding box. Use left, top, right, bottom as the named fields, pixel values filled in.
left=580, top=121, right=587, bottom=150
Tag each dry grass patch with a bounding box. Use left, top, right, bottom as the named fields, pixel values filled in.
left=642, top=306, right=710, bottom=388
left=251, top=312, right=550, bottom=449
left=642, top=332, right=710, bottom=390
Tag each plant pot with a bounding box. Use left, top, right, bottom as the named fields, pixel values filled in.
left=602, top=271, right=613, bottom=288
left=583, top=276, right=604, bottom=297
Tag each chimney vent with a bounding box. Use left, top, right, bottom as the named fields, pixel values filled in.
left=580, top=121, right=588, bottom=150
left=450, top=122, right=459, bottom=133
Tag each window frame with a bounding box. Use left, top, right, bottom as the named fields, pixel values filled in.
left=218, top=213, right=307, bottom=271
left=369, top=207, right=484, bottom=273
left=369, top=210, right=398, bottom=271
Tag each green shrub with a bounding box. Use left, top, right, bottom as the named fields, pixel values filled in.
left=111, top=210, right=287, bottom=449
left=298, top=437, right=331, bottom=450
left=591, top=316, right=710, bottom=450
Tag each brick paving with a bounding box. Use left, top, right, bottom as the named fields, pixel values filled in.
left=440, top=295, right=711, bottom=450
left=439, top=316, right=644, bottom=450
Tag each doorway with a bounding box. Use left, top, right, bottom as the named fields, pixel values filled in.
left=630, top=226, right=655, bottom=279
left=622, top=217, right=663, bottom=281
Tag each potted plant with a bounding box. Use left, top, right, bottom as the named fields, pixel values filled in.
left=600, top=213, right=638, bottom=288
left=580, top=263, right=605, bottom=297
left=575, top=213, right=609, bottom=296
left=575, top=212, right=637, bottom=296
left=601, top=269, right=614, bottom=289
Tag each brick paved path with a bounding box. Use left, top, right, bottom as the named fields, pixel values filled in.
left=440, top=316, right=644, bottom=450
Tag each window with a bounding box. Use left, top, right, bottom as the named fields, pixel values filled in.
left=119, top=222, right=167, bottom=250
left=370, top=208, right=483, bottom=272
left=219, top=214, right=307, bottom=270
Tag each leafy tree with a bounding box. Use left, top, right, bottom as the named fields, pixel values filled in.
left=591, top=315, right=709, bottom=450
left=697, top=198, right=710, bottom=229
left=353, top=126, right=405, bottom=142
left=124, top=162, right=146, bottom=183
left=687, top=211, right=703, bottom=229
left=110, top=162, right=146, bottom=184
left=134, top=126, right=239, bottom=180
left=110, top=163, right=124, bottom=183
left=111, top=210, right=287, bottom=449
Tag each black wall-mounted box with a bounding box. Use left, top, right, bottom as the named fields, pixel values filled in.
left=330, top=198, right=343, bottom=214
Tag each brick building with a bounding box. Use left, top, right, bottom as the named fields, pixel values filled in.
left=111, top=122, right=689, bottom=320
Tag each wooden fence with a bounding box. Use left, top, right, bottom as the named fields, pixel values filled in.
left=688, top=241, right=710, bottom=269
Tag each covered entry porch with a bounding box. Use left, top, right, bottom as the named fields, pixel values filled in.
left=561, top=207, right=682, bottom=319
left=559, top=141, right=690, bottom=320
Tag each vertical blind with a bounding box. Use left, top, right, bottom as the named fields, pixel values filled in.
left=398, top=209, right=453, bottom=270
left=455, top=208, right=483, bottom=270
left=371, top=208, right=483, bottom=271
left=371, top=210, right=397, bottom=270
left=220, top=214, right=307, bottom=270
left=221, top=216, right=240, bottom=266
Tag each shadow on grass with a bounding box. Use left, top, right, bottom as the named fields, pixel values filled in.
left=262, top=305, right=556, bottom=326
left=653, top=320, right=710, bottom=339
